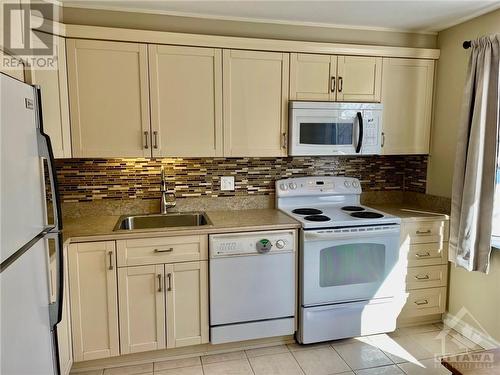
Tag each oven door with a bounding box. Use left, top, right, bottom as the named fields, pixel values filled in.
left=301, top=225, right=403, bottom=307
left=289, top=109, right=361, bottom=155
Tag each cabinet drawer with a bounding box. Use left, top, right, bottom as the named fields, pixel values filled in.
left=407, top=242, right=448, bottom=266
left=401, top=287, right=447, bottom=317
left=117, top=235, right=208, bottom=267
left=406, top=265, right=448, bottom=290
left=402, top=220, right=449, bottom=244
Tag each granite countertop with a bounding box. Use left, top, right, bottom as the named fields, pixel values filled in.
left=62, top=209, right=301, bottom=244
left=370, top=203, right=450, bottom=222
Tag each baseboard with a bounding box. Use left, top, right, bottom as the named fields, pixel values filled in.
left=70, top=335, right=295, bottom=373
left=396, top=313, right=442, bottom=328
left=443, top=312, right=500, bottom=350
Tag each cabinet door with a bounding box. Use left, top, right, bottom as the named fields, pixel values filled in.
left=149, top=45, right=223, bottom=157
left=166, top=261, right=208, bottom=348
left=336, top=56, right=382, bottom=102
left=29, top=36, right=72, bottom=158
left=118, top=265, right=166, bottom=354
left=381, top=58, right=434, bottom=155
left=68, top=241, right=119, bottom=362
left=66, top=39, right=151, bottom=157
left=290, top=53, right=335, bottom=101
left=223, top=49, right=289, bottom=157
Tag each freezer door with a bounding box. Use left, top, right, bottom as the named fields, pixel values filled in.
left=0, top=237, right=56, bottom=374
left=1, top=74, right=46, bottom=263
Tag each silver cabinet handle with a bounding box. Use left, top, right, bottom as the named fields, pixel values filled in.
left=415, top=274, right=430, bottom=280
left=338, top=76, right=343, bottom=92
left=281, top=132, right=287, bottom=149
left=331, top=76, right=336, bottom=92
left=414, top=299, right=429, bottom=306
left=108, top=251, right=114, bottom=270
left=381, top=132, right=385, bottom=147
left=144, top=131, right=149, bottom=149
left=416, top=229, right=432, bottom=235
left=154, top=248, right=173, bottom=253
left=167, top=273, right=173, bottom=291
left=157, top=274, right=162, bottom=292
left=153, top=131, right=158, bottom=149
left=416, top=252, right=431, bottom=258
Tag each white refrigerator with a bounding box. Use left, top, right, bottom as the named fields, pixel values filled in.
left=0, top=73, right=63, bottom=374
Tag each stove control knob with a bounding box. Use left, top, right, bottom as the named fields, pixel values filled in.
left=352, top=181, right=360, bottom=188
left=275, top=239, right=286, bottom=249
left=279, top=183, right=288, bottom=191
left=256, top=239, right=272, bottom=253
left=289, top=183, right=297, bottom=190
left=344, top=180, right=351, bottom=188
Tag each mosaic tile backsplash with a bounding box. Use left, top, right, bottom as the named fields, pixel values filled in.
left=54, top=155, right=428, bottom=203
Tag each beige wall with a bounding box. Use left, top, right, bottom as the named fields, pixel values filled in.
left=61, top=7, right=437, bottom=49
left=427, top=9, right=500, bottom=342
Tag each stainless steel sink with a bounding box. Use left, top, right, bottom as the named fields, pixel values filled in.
left=113, top=212, right=212, bottom=231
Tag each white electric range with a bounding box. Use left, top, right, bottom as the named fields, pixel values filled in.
left=276, top=176, right=407, bottom=344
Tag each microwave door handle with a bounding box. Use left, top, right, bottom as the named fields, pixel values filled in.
left=355, top=112, right=363, bottom=153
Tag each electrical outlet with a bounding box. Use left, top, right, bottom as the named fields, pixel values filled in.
left=220, top=176, right=235, bottom=191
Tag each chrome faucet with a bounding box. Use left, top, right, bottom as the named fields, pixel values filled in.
left=160, top=167, right=176, bottom=214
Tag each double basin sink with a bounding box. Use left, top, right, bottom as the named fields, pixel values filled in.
left=114, top=212, right=212, bottom=231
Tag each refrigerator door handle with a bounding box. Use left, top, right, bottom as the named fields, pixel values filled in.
left=46, top=231, right=63, bottom=329
left=34, top=86, right=63, bottom=232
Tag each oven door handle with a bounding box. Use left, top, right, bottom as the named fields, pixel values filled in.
left=303, top=227, right=400, bottom=241
left=355, top=112, right=363, bottom=153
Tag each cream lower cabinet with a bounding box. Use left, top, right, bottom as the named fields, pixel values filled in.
left=58, top=245, right=73, bottom=375
left=166, top=261, right=209, bottom=348
left=290, top=53, right=382, bottom=102
left=118, top=265, right=166, bottom=354
left=399, top=218, right=449, bottom=321
left=149, top=45, right=223, bottom=157
left=223, top=49, right=289, bottom=157
left=66, top=39, right=151, bottom=157
left=116, top=235, right=209, bottom=355
left=68, top=241, right=120, bottom=362
left=381, top=58, right=435, bottom=155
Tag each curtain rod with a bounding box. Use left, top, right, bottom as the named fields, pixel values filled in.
left=463, top=40, right=471, bottom=49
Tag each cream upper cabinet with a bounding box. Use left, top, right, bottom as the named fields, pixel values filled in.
left=149, top=45, right=223, bottom=157
left=68, top=241, right=119, bottom=362
left=381, top=58, right=434, bottom=155
left=166, top=261, right=209, bottom=348
left=337, top=56, right=382, bottom=102
left=29, top=36, right=72, bottom=158
left=0, top=50, right=25, bottom=81
left=118, top=264, right=166, bottom=354
left=223, top=49, right=289, bottom=157
left=290, top=53, right=335, bottom=101
left=66, top=39, right=151, bottom=157
left=289, top=53, right=381, bottom=102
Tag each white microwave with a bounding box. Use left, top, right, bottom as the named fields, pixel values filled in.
left=289, top=101, right=383, bottom=156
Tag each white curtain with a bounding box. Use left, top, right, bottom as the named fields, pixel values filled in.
left=449, top=34, right=500, bottom=273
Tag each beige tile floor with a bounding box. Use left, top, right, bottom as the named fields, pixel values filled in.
left=73, top=324, right=483, bottom=375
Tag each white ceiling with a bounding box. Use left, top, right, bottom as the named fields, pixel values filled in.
left=60, top=0, right=500, bottom=33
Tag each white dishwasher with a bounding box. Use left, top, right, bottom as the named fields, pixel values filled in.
left=209, top=230, right=296, bottom=344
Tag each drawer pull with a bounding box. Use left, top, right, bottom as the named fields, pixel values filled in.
left=157, top=274, right=162, bottom=292
left=415, top=252, right=431, bottom=258
left=416, top=229, right=432, bottom=235
left=167, top=273, right=173, bottom=291
left=154, top=248, right=173, bottom=253
left=414, top=299, right=429, bottom=306
left=415, top=274, right=430, bottom=280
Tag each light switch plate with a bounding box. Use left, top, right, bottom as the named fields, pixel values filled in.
left=220, top=176, right=235, bottom=191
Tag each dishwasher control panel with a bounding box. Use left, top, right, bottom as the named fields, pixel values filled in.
left=209, top=230, right=295, bottom=257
